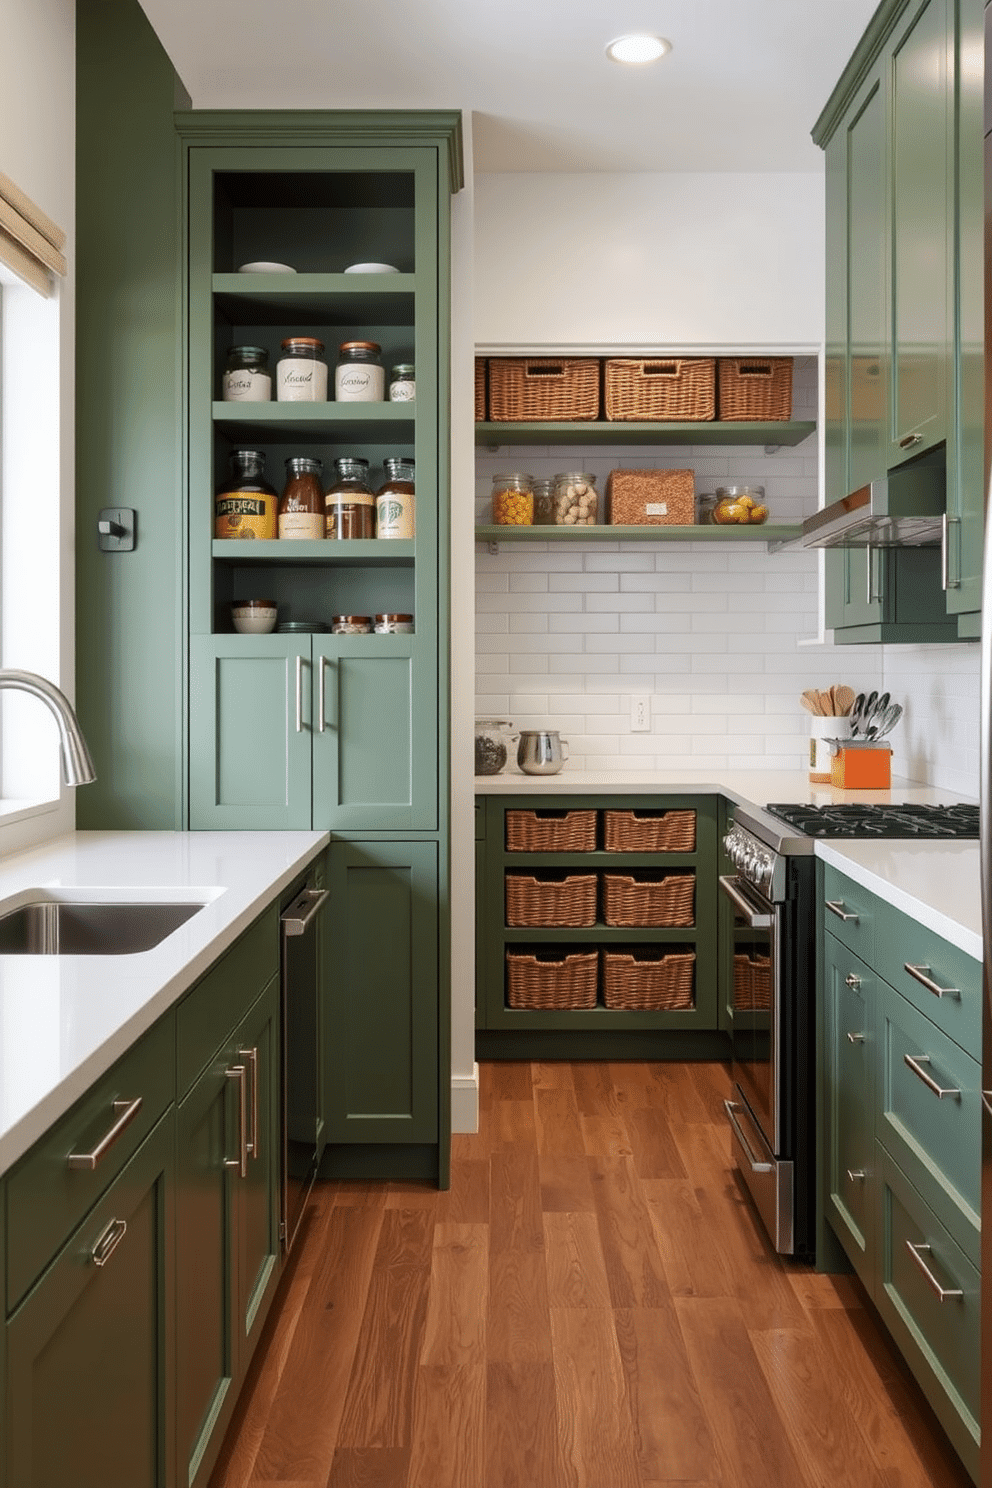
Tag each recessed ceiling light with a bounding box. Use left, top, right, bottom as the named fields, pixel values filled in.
left=606, top=34, right=672, bottom=65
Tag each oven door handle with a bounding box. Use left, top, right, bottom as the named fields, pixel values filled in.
left=718, top=875, right=774, bottom=928
left=724, top=1099, right=774, bottom=1173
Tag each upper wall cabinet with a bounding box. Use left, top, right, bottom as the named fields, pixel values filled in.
left=816, top=0, right=983, bottom=641
left=176, top=114, right=461, bottom=830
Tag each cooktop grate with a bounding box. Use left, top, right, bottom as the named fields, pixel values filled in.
left=764, top=803, right=979, bottom=839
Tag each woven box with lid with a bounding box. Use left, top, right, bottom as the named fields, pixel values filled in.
left=717, top=357, right=793, bottom=420
left=506, top=949, right=598, bottom=1010
left=604, top=357, right=715, bottom=421
left=602, top=949, right=695, bottom=1011
left=602, top=872, right=695, bottom=927
left=488, top=357, right=600, bottom=422
left=606, top=469, right=694, bottom=526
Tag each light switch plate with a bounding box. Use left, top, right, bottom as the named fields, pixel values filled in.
left=97, top=507, right=136, bottom=552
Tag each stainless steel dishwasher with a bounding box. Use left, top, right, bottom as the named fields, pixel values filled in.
left=280, top=881, right=329, bottom=1252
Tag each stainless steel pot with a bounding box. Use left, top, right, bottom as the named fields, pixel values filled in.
left=516, top=730, right=569, bottom=775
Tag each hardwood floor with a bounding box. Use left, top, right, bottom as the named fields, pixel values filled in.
left=209, top=1060, right=974, bottom=1488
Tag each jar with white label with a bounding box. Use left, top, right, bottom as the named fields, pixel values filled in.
left=389, top=364, right=415, bottom=402
left=325, top=456, right=375, bottom=540
left=222, top=346, right=272, bottom=402
left=374, top=613, right=414, bottom=633
left=331, top=615, right=372, bottom=634
left=278, top=457, right=325, bottom=540
left=375, top=457, right=415, bottom=539
left=335, top=341, right=385, bottom=402
left=276, top=338, right=328, bottom=402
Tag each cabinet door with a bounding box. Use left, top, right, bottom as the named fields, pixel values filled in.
left=822, top=933, right=876, bottom=1284
left=847, top=64, right=889, bottom=494
left=311, top=636, right=437, bottom=831
left=323, top=840, right=438, bottom=1144
left=888, top=0, right=952, bottom=462
left=6, top=1113, right=175, bottom=1488
left=189, top=634, right=313, bottom=829
left=234, top=975, right=281, bottom=1360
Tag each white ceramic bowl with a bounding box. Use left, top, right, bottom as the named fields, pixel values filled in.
left=236, top=261, right=296, bottom=274
left=232, top=606, right=278, bottom=635
left=344, top=262, right=399, bottom=274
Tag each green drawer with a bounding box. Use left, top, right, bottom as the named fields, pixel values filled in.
left=877, top=981, right=980, bottom=1264
left=875, top=900, right=980, bottom=1057
left=176, top=905, right=278, bottom=1096
left=875, top=1144, right=980, bottom=1482
left=822, top=864, right=877, bottom=966
left=5, top=1012, right=175, bottom=1313
left=823, top=936, right=876, bottom=1277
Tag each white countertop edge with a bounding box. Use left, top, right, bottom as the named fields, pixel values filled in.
left=0, top=830, right=329, bottom=1175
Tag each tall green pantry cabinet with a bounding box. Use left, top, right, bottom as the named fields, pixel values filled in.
left=178, top=114, right=461, bottom=1184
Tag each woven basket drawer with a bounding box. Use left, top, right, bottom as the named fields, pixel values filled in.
left=602, top=872, right=695, bottom=927
left=506, top=949, right=598, bottom=1009
left=474, top=357, right=487, bottom=420
left=606, top=469, right=694, bottom=526
left=604, top=357, right=715, bottom=421
left=505, top=808, right=597, bottom=853
left=603, top=809, right=696, bottom=853
left=733, top=952, right=772, bottom=1011
left=603, top=950, right=695, bottom=1011
left=488, top=357, right=600, bottom=422
left=505, top=873, right=597, bottom=927
left=717, top=357, right=792, bottom=421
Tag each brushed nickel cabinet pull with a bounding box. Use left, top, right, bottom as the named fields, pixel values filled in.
left=906, top=1240, right=964, bottom=1301
left=903, top=1053, right=961, bottom=1100
left=899, top=431, right=924, bottom=449
left=91, top=1217, right=127, bottom=1267
left=67, top=1097, right=143, bottom=1171
left=983, top=1091, right=992, bottom=1118
left=295, top=654, right=303, bottom=733
left=846, top=1031, right=866, bottom=1044
left=224, top=1064, right=248, bottom=1178
left=240, top=1046, right=259, bottom=1160
left=846, top=1168, right=867, bottom=1182
left=844, top=973, right=862, bottom=989
left=825, top=900, right=859, bottom=923
left=317, top=655, right=327, bottom=733
left=903, top=963, right=960, bottom=999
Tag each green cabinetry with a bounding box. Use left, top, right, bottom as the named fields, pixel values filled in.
left=819, top=864, right=980, bottom=1479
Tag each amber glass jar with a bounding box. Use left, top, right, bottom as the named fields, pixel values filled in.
left=214, top=449, right=278, bottom=539
left=325, top=457, right=376, bottom=540
left=375, top=457, right=416, bottom=539
left=278, top=456, right=325, bottom=540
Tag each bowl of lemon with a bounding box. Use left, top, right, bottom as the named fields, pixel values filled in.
left=712, top=484, right=769, bottom=525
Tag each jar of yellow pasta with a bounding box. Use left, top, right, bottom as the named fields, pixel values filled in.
left=491, top=472, right=533, bottom=526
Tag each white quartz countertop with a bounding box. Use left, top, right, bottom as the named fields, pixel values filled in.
left=0, top=830, right=328, bottom=1176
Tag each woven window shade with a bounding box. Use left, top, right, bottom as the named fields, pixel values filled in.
left=0, top=173, right=67, bottom=297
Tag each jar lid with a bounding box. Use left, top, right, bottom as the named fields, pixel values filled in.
left=228, top=345, right=267, bottom=359
left=280, top=336, right=325, bottom=353
left=284, top=456, right=323, bottom=475
left=554, top=471, right=595, bottom=483
left=492, top=472, right=531, bottom=484
left=339, top=340, right=382, bottom=354
left=715, top=484, right=764, bottom=498
left=390, top=364, right=415, bottom=377
left=375, top=613, right=414, bottom=622
left=331, top=614, right=372, bottom=624
left=333, top=455, right=370, bottom=473
left=230, top=447, right=266, bottom=463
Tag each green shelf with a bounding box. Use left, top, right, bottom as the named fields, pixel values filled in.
left=475, top=419, right=816, bottom=447
left=475, top=523, right=802, bottom=545
left=212, top=539, right=414, bottom=566
left=213, top=272, right=416, bottom=326
left=213, top=402, right=415, bottom=444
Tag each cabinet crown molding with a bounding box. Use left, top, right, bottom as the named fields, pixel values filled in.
left=811, top=0, right=913, bottom=149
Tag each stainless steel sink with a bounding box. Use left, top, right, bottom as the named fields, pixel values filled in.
left=0, top=900, right=204, bottom=955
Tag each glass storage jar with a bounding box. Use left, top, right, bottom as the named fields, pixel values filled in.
left=713, top=484, right=768, bottom=525
left=374, top=613, right=414, bottom=633
left=553, top=472, right=598, bottom=526
left=335, top=341, right=385, bottom=402
left=491, top=473, right=533, bottom=526
left=278, top=456, right=325, bottom=540
left=325, top=456, right=375, bottom=540
left=475, top=719, right=515, bottom=776
left=214, top=449, right=278, bottom=540
left=376, top=457, right=416, bottom=539
left=388, top=364, right=416, bottom=402
left=222, top=345, right=271, bottom=402
left=331, top=615, right=372, bottom=634
left=276, top=337, right=328, bottom=401
left=531, top=477, right=555, bottom=525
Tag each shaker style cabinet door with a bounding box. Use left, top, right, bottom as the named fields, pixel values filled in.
left=189, top=634, right=313, bottom=829
left=822, top=934, right=876, bottom=1281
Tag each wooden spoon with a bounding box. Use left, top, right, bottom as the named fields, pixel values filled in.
left=818, top=689, right=833, bottom=717
left=801, top=689, right=822, bottom=716
left=834, top=684, right=856, bottom=716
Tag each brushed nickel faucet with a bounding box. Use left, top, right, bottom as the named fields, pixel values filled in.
left=0, top=670, right=96, bottom=785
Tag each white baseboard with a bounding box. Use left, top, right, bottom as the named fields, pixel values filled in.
left=451, top=1063, right=479, bottom=1133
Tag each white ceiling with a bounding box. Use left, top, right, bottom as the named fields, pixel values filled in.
left=138, top=0, right=880, bottom=174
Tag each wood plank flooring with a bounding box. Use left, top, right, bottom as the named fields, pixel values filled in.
left=208, top=1060, right=974, bottom=1488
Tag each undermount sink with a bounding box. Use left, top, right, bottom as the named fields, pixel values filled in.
left=0, top=899, right=205, bottom=955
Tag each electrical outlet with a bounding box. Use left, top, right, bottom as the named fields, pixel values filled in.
left=630, top=692, right=651, bottom=732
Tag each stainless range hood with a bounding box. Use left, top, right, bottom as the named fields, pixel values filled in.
left=798, top=453, right=945, bottom=549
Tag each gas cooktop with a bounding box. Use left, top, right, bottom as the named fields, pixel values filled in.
left=764, top=802, right=979, bottom=839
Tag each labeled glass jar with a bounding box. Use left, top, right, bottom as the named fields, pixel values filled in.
left=531, top=477, right=555, bottom=525
left=553, top=472, right=598, bottom=525
left=214, top=449, right=278, bottom=539
left=388, top=364, right=416, bottom=402
left=491, top=473, right=533, bottom=526
left=335, top=341, right=385, bottom=402
left=331, top=614, right=372, bottom=635
left=325, top=456, right=376, bottom=540
left=376, top=457, right=416, bottom=539
left=222, top=345, right=271, bottom=402
left=278, top=456, right=325, bottom=540
left=374, top=613, right=414, bottom=633
left=713, top=484, right=768, bottom=526
left=276, top=337, right=328, bottom=402
left=696, top=493, right=717, bottom=525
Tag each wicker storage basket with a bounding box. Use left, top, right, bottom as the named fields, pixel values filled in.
left=606, top=469, right=694, bottom=526
left=604, top=357, right=715, bottom=422
left=717, top=357, right=793, bottom=421
left=603, top=809, right=696, bottom=853
left=602, top=949, right=695, bottom=1011
left=505, top=808, right=597, bottom=853
left=602, top=872, right=695, bottom=927
left=506, top=949, right=599, bottom=1010
left=474, top=357, right=487, bottom=421
left=733, top=953, right=772, bottom=1010
left=488, top=357, right=600, bottom=422
left=505, top=873, right=597, bottom=927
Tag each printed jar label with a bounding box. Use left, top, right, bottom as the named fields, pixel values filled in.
left=222, top=370, right=272, bottom=402
left=376, top=494, right=415, bottom=539
left=277, top=511, right=325, bottom=540
left=276, top=360, right=329, bottom=401
left=214, top=492, right=277, bottom=540
left=335, top=365, right=385, bottom=402
left=389, top=379, right=415, bottom=402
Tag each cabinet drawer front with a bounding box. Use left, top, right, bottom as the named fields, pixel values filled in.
left=877, top=981, right=980, bottom=1258
left=823, top=936, right=876, bottom=1270
left=876, top=1145, right=980, bottom=1478
left=177, top=906, right=278, bottom=1095
left=6, top=1014, right=175, bottom=1313
left=875, top=900, right=980, bottom=1055
left=822, top=865, right=876, bottom=965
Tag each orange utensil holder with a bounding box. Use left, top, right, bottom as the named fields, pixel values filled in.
left=830, top=744, right=892, bottom=789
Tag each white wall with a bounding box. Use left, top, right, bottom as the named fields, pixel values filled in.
left=0, top=0, right=77, bottom=851
left=881, top=643, right=980, bottom=798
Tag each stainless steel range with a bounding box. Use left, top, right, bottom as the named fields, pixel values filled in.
left=720, top=800, right=978, bottom=1263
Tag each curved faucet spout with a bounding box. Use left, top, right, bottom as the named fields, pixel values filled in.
left=0, top=670, right=96, bottom=786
